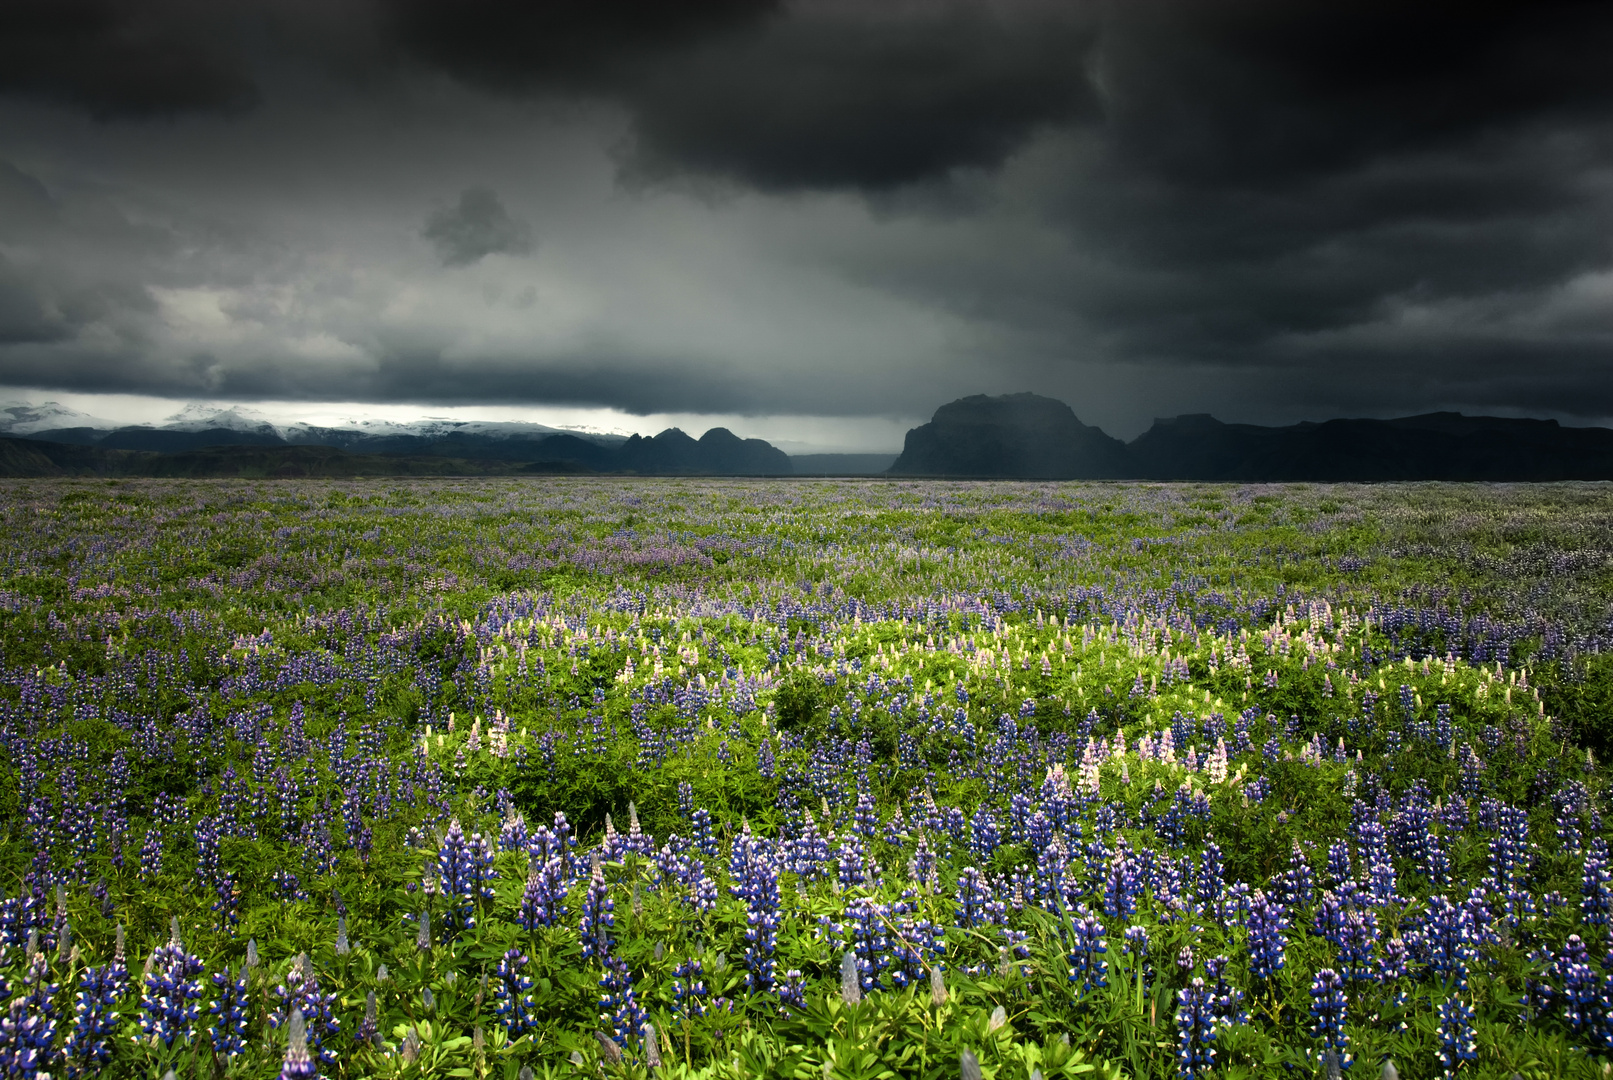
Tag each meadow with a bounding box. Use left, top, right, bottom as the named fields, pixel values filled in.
left=1, top=476, right=1611, bottom=1080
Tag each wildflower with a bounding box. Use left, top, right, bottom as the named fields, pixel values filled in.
left=1068, top=908, right=1109, bottom=997
left=207, top=964, right=251, bottom=1059
left=279, top=1008, right=317, bottom=1080
left=1582, top=836, right=1611, bottom=927
left=1308, top=968, right=1349, bottom=1070
left=139, top=929, right=204, bottom=1050
left=579, top=852, right=615, bottom=961
left=1246, top=891, right=1287, bottom=982
left=493, top=948, right=538, bottom=1037
left=1434, top=997, right=1476, bottom=1076
left=1175, top=978, right=1217, bottom=1080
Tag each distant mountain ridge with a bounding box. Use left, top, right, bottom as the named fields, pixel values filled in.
left=0, top=402, right=790, bottom=476
left=891, top=394, right=1613, bottom=481
left=0, top=428, right=793, bottom=478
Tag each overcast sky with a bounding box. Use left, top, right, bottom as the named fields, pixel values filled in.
left=3, top=0, right=1613, bottom=448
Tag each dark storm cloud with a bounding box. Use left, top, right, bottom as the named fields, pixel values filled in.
left=422, top=189, right=533, bottom=266
left=4, top=0, right=1613, bottom=432
left=384, top=0, right=1104, bottom=191
left=0, top=1, right=259, bottom=118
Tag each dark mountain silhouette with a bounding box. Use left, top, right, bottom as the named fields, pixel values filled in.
left=0, top=425, right=793, bottom=477
left=891, top=394, right=1613, bottom=480
left=1128, top=412, right=1613, bottom=481
left=889, top=393, right=1130, bottom=478
left=96, top=426, right=288, bottom=452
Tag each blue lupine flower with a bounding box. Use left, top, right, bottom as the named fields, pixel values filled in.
left=738, top=854, right=781, bottom=995
left=437, top=818, right=497, bottom=935
left=1066, top=908, right=1108, bottom=997
left=139, top=935, right=204, bottom=1049
left=5, top=953, right=60, bottom=1080
left=598, top=955, right=646, bottom=1047
left=1422, top=895, right=1477, bottom=990
left=1275, top=843, right=1316, bottom=911
left=1308, top=968, right=1349, bottom=1070
left=518, top=855, right=566, bottom=931
left=269, top=954, right=339, bottom=1069
left=1313, top=892, right=1348, bottom=950
left=672, top=958, right=707, bottom=1019
left=1175, top=977, right=1217, bottom=1080
left=207, top=964, right=251, bottom=1059
left=853, top=791, right=879, bottom=839
left=1246, top=891, right=1287, bottom=982
left=1103, top=840, right=1141, bottom=920
left=889, top=914, right=945, bottom=990
left=579, top=851, right=615, bottom=961
left=278, top=1008, right=317, bottom=1080
left=1338, top=907, right=1380, bottom=983
left=62, top=960, right=123, bottom=1076
left=845, top=896, right=890, bottom=993
left=492, top=948, right=537, bottom=1037
left=954, top=866, right=1001, bottom=929
left=778, top=969, right=807, bottom=1014
left=1435, top=996, right=1476, bottom=1076
left=1582, top=836, right=1610, bottom=927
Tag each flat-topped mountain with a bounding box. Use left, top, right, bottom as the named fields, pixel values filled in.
left=889, top=393, right=1130, bottom=478
left=890, top=395, right=1613, bottom=480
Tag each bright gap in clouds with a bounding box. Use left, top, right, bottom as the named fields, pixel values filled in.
left=0, top=390, right=917, bottom=455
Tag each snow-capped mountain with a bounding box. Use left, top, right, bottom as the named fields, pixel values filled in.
left=160, top=403, right=282, bottom=437
left=0, top=401, right=116, bottom=436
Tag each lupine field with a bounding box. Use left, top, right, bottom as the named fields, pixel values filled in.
left=3, top=478, right=1613, bottom=1080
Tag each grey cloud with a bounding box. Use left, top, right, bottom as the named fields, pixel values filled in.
left=0, top=1, right=259, bottom=118
left=4, top=2, right=1613, bottom=435
left=422, top=188, right=533, bottom=266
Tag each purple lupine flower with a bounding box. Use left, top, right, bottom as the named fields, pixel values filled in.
left=1339, top=906, right=1380, bottom=983
left=62, top=961, right=123, bottom=1076
left=1068, top=908, right=1108, bottom=996
left=492, top=948, right=537, bottom=1037
left=207, top=964, right=251, bottom=1059
left=269, top=954, right=339, bottom=1069
left=672, top=957, right=707, bottom=1019
left=278, top=1008, right=317, bottom=1080
left=137, top=829, right=163, bottom=882
left=598, top=955, right=646, bottom=1048
left=778, top=968, right=807, bottom=1013
left=1582, top=836, right=1611, bottom=927
left=1312, top=892, right=1348, bottom=950
left=1121, top=924, right=1151, bottom=981
left=436, top=818, right=496, bottom=934
left=853, top=791, right=879, bottom=839
left=518, top=856, right=566, bottom=931
left=1275, top=843, right=1316, bottom=911
left=845, top=896, right=890, bottom=993
left=954, top=866, right=1002, bottom=929
left=139, top=926, right=204, bottom=1049
left=1422, top=895, right=1478, bottom=990
left=967, top=809, right=1000, bottom=862
left=1175, top=977, right=1217, bottom=1080
left=1308, top=968, right=1349, bottom=1069
left=579, top=852, right=615, bottom=961
left=1246, top=891, right=1287, bottom=982
left=3, top=952, right=59, bottom=1079
left=1102, top=839, right=1141, bottom=920
left=1487, top=804, right=1534, bottom=920
left=1435, top=996, right=1476, bottom=1076
left=499, top=809, right=528, bottom=853
left=738, top=853, right=781, bottom=995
